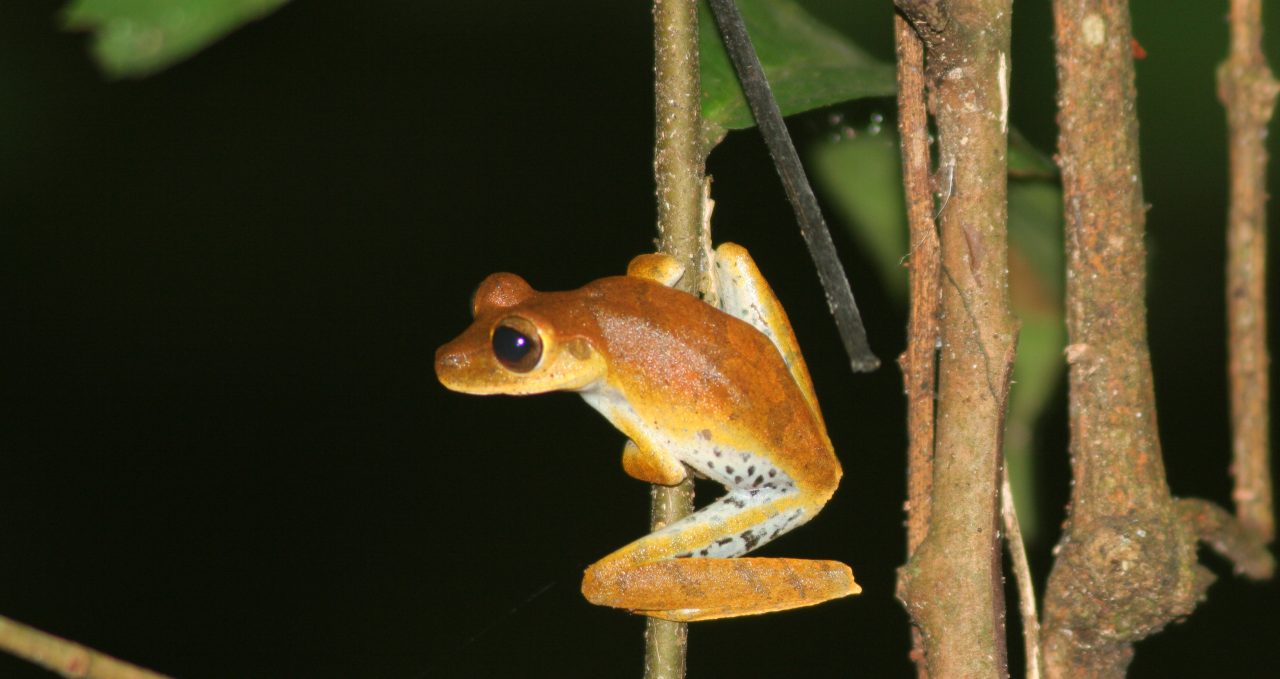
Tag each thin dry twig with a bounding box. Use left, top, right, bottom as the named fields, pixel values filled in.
left=0, top=614, right=172, bottom=679
left=1177, top=497, right=1275, bottom=580
left=1219, top=0, right=1278, bottom=544
left=894, top=2, right=1018, bottom=678
left=1001, top=469, right=1042, bottom=679
left=647, top=0, right=706, bottom=676
left=892, top=11, right=939, bottom=679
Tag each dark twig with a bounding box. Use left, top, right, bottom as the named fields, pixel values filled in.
left=706, top=0, right=879, bottom=372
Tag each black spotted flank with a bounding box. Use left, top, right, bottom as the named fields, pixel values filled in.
left=740, top=530, right=762, bottom=551
left=724, top=495, right=747, bottom=509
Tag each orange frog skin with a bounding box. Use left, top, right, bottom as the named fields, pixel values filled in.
left=435, top=243, right=859, bottom=621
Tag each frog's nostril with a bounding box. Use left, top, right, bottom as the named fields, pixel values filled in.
left=434, top=348, right=468, bottom=373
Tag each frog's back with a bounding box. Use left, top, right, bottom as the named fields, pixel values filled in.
left=572, top=275, right=839, bottom=494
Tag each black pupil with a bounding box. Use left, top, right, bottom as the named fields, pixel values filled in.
left=493, top=326, right=533, bottom=363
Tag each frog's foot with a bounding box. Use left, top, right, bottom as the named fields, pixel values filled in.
left=626, top=253, right=685, bottom=287
left=580, top=485, right=855, bottom=620
left=583, top=556, right=858, bottom=621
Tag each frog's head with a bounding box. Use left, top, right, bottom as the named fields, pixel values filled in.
left=435, top=272, right=607, bottom=395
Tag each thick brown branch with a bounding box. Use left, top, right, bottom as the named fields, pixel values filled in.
left=1218, top=0, right=1277, bottom=544
left=893, top=12, right=939, bottom=679
left=1042, top=2, right=1215, bottom=677
left=893, top=2, right=1017, bottom=678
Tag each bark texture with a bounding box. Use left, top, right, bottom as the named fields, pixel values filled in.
left=893, top=12, right=939, bottom=679
left=647, top=1, right=705, bottom=676
left=894, top=2, right=1018, bottom=678
left=1042, top=2, right=1211, bottom=676
left=1219, top=0, right=1277, bottom=544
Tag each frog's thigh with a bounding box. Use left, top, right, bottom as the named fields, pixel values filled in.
left=581, top=488, right=858, bottom=621
left=621, top=439, right=688, bottom=486
left=713, top=242, right=821, bottom=417
left=626, top=253, right=685, bottom=287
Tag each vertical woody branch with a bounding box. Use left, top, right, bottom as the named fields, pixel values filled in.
left=1218, top=0, right=1278, bottom=544
left=648, top=1, right=705, bottom=677
left=894, top=2, right=1018, bottom=678
left=1042, top=2, right=1217, bottom=676
left=893, top=11, right=939, bottom=679
left=654, top=0, right=710, bottom=283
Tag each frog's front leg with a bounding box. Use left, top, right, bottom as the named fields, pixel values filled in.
left=581, top=487, right=858, bottom=621
left=621, top=439, right=688, bottom=486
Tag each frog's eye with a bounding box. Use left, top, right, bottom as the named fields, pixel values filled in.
left=492, top=317, right=543, bottom=372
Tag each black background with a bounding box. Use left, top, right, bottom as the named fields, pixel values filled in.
left=2, top=2, right=1277, bottom=677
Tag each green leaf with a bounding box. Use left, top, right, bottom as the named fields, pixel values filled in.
left=63, top=0, right=289, bottom=78
left=1008, top=180, right=1065, bottom=302
left=809, top=129, right=907, bottom=299
left=1008, top=128, right=1058, bottom=179
left=1003, top=310, right=1065, bottom=543
left=699, top=0, right=895, bottom=146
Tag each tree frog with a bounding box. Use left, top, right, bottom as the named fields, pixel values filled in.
left=435, top=243, right=859, bottom=621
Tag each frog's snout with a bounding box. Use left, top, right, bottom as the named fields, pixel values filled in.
left=434, top=342, right=472, bottom=385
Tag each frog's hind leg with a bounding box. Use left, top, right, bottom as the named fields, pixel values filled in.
left=581, top=488, right=859, bottom=621
left=712, top=243, right=823, bottom=426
